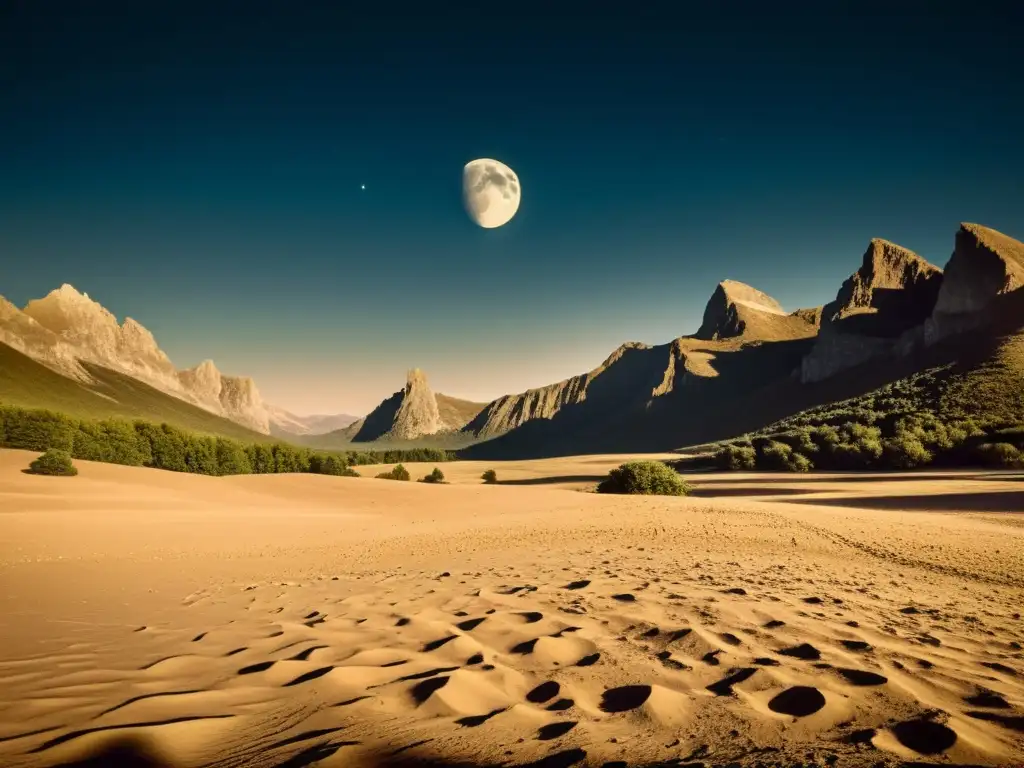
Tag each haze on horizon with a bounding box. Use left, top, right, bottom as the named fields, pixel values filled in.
left=2, top=3, right=1022, bottom=416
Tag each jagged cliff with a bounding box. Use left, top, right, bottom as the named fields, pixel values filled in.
left=348, top=369, right=487, bottom=442
left=462, top=283, right=816, bottom=452
left=465, top=222, right=1024, bottom=458
left=926, top=223, right=1024, bottom=343
left=1, top=284, right=280, bottom=433
left=801, top=239, right=944, bottom=382
left=177, top=360, right=268, bottom=433
left=7, top=221, right=1023, bottom=457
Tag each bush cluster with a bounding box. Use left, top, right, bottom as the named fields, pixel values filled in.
left=0, top=404, right=451, bottom=478
left=420, top=467, right=445, bottom=484
left=481, top=468, right=498, bottom=484
left=376, top=463, right=411, bottom=481
left=597, top=461, right=691, bottom=496
left=28, top=448, right=78, bottom=476
left=700, top=412, right=1023, bottom=472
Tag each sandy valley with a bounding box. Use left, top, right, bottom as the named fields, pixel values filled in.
left=0, top=449, right=1022, bottom=767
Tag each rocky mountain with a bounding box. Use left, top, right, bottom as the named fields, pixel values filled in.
left=696, top=279, right=818, bottom=341
left=343, top=369, right=487, bottom=443
left=801, top=239, right=944, bottom=382
left=461, top=222, right=1024, bottom=458
left=0, top=283, right=351, bottom=435
left=5, top=221, right=1022, bottom=458
left=926, top=222, right=1024, bottom=342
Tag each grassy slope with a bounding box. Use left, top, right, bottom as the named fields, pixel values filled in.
left=0, top=341, right=273, bottom=442
left=681, top=303, right=1024, bottom=454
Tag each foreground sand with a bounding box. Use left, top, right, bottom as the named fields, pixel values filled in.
left=0, top=450, right=1022, bottom=767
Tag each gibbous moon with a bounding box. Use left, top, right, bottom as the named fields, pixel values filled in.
left=463, top=158, right=521, bottom=228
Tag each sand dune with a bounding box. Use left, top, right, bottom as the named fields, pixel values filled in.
left=0, top=449, right=1022, bottom=767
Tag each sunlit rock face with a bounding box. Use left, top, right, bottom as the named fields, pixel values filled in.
left=4, top=283, right=273, bottom=433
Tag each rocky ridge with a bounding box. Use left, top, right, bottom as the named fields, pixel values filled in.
left=801, top=240, right=944, bottom=382
left=2, top=284, right=293, bottom=433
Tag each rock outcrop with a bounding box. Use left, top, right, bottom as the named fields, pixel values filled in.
left=801, top=240, right=943, bottom=382
left=391, top=368, right=442, bottom=440
left=695, top=280, right=817, bottom=342
left=927, top=223, right=1024, bottom=342
left=790, top=306, right=823, bottom=328
left=0, top=296, right=90, bottom=382
left=3, top=283, right=278, bottom=433
left=22, top=284, right=181, bottom=386
left=177, top=360, right=269, bottom=433
left=350, top=369, right=486, bottom=442
left=821, top=239, right=943, bottom=336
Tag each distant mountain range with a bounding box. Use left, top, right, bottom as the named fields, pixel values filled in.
left=0, top=285, right=355, bottom=438
left=2, top=222, right=1023, bottom=457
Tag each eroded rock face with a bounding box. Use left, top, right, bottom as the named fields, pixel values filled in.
left=801, top=240, right=943, bottom=382
left=932, top=223, right=1024, bottom=317
left=5, top=284, right=273, bottom=433
left=177, top=360, right=269, bottom=433
left=390, top=368, right=443, bottom=440
left=790, top=307, right=823, bottom=328
left=696, top=280, right=785, bottom=340
left=695, top=280, right=816, bottom=342
left=0, top=296, right=91, bottom=381
left=821, top=239, right=943, bottom=336
left=23, top=284, right=180, bottom=384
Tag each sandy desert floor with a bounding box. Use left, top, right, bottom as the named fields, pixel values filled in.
left=0, top=448, right=1022, bottom=768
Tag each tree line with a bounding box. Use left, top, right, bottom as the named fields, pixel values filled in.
left=0, top=403, right=453, bottom=477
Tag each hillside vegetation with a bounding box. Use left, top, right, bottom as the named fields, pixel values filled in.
left=675, top=319, right=1024, bottom=472
left=0, top=402, right=454, bottom=478
left=0, top=341, right=271, bottom=443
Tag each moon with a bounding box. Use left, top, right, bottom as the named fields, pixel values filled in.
left=463, top=158, right=521, bottom=228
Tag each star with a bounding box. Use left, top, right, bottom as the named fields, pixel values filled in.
left=360, top=184, right=366, bottom=190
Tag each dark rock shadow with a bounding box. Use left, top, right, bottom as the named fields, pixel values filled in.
left=790, top=491, right=1024, bottom=513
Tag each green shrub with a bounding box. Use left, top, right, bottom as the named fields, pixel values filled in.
left=759, top=440, right=794, bottom=471
left=28, top=448, right=78, bottom=477
left=971, top=442, right=1024, bottom=468
left=245, top=443, right=276, bottom=474
left=420, top=467, right=445, bottom=484
left=215, top=438, right=252, bottom=475
left=787, top=452, right=813, bottom=472
left=481, top=468, right=498, bottom=484
left=272, top=443, right=309, bottom=473
left=4, top=409, right=75, bottom=452
left=184, top=435, right=218, bottom=475
left=135, top=422, right=189, bottom=472
left=376, top=463, right=410, bottom=481
left=715, top=444, right=756, bottom=470
left=0, top=403, right=459, bottom=479
left=596, top=461, right=691, bottom=496
left=880, top=434, right=932, bottom=469
left=74, top=420, right=150, bottom=465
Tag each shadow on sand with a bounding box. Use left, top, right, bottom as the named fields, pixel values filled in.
left=686, top=472, right=1024, bottom=485
left=495, top=475, right=602, bottom=487
left=48, top=735, right=740, bottom=768
left=688, top=487, right=817, bottom=498
left=791, top=490, right=1024, bottom=513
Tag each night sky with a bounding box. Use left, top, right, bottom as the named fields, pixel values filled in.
left=2, top=2, right=1022, bottom=415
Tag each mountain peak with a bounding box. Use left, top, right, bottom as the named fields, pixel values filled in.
left=695, top=280, right=807, bottom=341
left=406, top=367, right=429, bottom=391
left=932, top=223, right=1024, bottom=317
left=821, top=238, right=943, bottom=333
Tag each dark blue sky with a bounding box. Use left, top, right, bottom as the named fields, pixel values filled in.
left=2, top=2, right=1022, bottom=414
